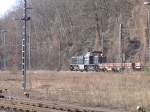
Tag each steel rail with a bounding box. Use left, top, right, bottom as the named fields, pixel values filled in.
left=0, top=98, right=128, bottom=112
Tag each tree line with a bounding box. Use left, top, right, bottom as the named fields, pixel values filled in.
left=0, top=0, right=146, bottom=70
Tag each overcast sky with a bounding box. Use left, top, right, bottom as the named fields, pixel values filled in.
left=0, top=0, right=17, bottom=17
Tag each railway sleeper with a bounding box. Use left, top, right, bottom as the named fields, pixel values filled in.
left=56, top=106, right=68, bottom=111
left=18, top=109, right=24, bottom=112
left=12, top=108, right=17, bottom=111
left=51, top=105, right=64, bottom=110
left=0, top=106, right=4, bottom=109
left=67, top=108, right=77, bottom=112
left=59, top=106, right=70, bottom=111
left=74, top=108, right=83, bottom=112
left=43, top=105, right=49, bottom=108
left=31, top=103, right=36, bottom=107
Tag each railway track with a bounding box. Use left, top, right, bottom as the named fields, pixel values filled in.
left=0, top=98, right=128, bottom=112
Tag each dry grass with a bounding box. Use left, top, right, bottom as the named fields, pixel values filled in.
left=0, top=71, right=150, bottom=111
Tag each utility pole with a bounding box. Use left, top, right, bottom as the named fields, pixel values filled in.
left=119, top=24, right=125, bottom=63
left=119, top=24, right=122, bottom=63
left=94, top=1, right=102, bottom=52
left=28, top=7, right=32, bottom=70
left=0, top=29, right=7, bottom=70
left=119, top=23, right=126, bottom=71
left=28, top=30, right=31, bottom=70
left=21, top=0, right=31, bottom=91
left=55, top=7, right=62, bottom=71
left=148, top=10, right=150, bottom=63
left=3, top=31, right=7, bottom=70
left=144, top=0, right=150, bottom=63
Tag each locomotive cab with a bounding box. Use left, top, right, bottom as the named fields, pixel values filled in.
left=70, top=51, right=106, bottom=71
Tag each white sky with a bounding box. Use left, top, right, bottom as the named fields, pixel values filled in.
left=0, top=0, right=17, bottom=17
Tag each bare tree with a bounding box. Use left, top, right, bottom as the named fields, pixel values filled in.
left=0, top=0, right=145, bottom=70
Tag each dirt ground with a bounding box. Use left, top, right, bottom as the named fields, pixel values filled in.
left=0, top=71, right=150, bottom=112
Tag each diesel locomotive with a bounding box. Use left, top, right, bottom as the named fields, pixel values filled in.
left=70, top=51, right=142, bottom=72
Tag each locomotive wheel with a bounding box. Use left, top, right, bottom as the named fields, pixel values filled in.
left=84, top=65, right=88, bottom=72
left=70, top=65, right=74, bottom=71
left=95, top=65, right=99, bottom=72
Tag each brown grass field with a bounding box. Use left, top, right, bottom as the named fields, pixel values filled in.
left=0, top=71, right=150, bottom=112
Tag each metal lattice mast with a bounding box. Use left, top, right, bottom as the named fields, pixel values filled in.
left=28, top=0, right=32, bottom=70
left=0, top=29, right=7, bottom=70
left=22, top=0, right=27, bottom=90
left=144, top=0, right=150, bottom=64
left=94, top=1, right=102, bottom=51
left=22, top=0, right=31, bottom=90
left=119, top=24, right=122, bottom=63
left=3, top=31, right=7, bottom=70
left=148, top=10, right=150, bottom=63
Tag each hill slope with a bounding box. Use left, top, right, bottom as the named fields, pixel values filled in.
left=0, top=0, right=148, bottom=70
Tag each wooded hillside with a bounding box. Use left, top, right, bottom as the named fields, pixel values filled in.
left=0, top=0, right=147, bottom=70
